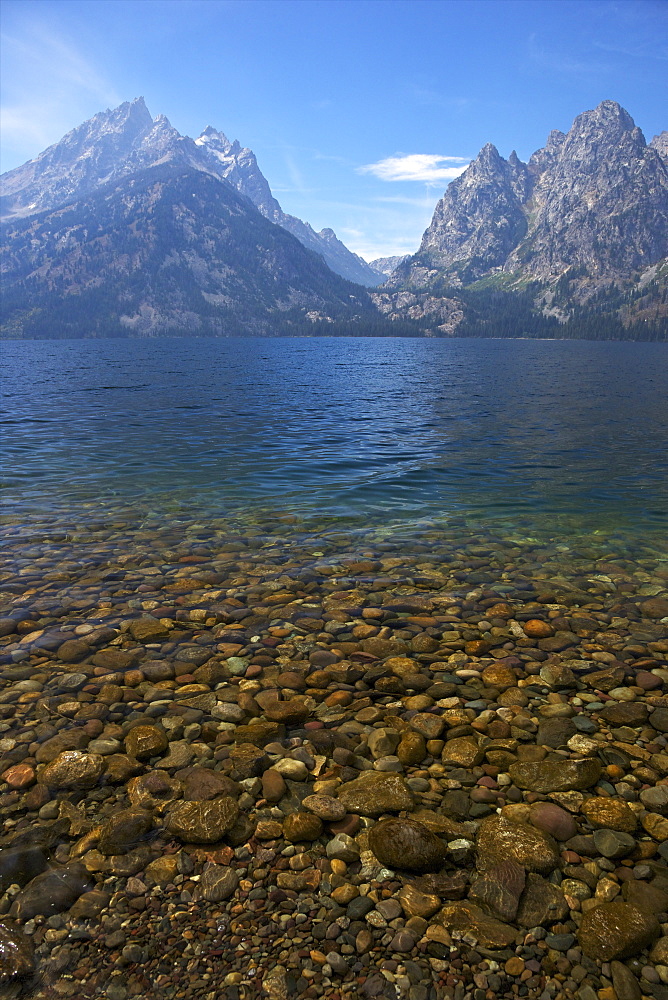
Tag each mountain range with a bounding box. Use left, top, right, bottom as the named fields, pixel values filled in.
left=1, top=98, right=666, bottom=339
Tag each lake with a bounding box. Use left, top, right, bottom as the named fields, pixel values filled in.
left=1, top=335, right=668, bottom=997
left=3, top=336, right=667, bottom=531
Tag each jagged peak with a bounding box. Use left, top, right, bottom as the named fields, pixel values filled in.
left=195, top=125, right=232, bottom=150
left=569, top=100, right=637, bottom=138
left=546, top=129, right=566, bottom=151
left=101, top=97, right=153, bottom=126
left=650, top=131, right=668, bottom=158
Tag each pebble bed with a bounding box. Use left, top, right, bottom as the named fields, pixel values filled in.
left=0, top=508, right=667, bottom=1000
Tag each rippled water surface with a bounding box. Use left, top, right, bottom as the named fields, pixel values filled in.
left=2, top=336, right=667, bottom=534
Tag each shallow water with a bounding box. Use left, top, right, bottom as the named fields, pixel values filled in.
left=2, top=337, right=667, bottom=532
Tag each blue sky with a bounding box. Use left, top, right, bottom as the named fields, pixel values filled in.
left=2, top=0, right=666, bottom=259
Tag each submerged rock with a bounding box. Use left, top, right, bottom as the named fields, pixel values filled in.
left=368, top=818, right=448, bottom=873
left=337, top=772, right=414, bottom=817
left=578, top=900, right=660, bottom=960
left=476, top=814, right=560, bottom=875
left=0, top=919, right=34, bottom=981
left=165, top=798, right=239, bottom=843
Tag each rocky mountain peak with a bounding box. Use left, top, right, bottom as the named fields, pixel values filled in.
left=650, top=131, right=668, bottom=159
left=195, top=126, right=232, bottom=151
left=381, top=99, right=667, bottom=333
left=473, top=143, right=505, bottom=173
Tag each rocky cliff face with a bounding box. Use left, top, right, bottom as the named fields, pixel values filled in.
left=1, top=99, right=379, bottom=286
left=381, top=101, right=667, bottom=333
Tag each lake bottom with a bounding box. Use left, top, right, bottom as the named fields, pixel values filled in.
left=1, top=500, right=668, bottom=999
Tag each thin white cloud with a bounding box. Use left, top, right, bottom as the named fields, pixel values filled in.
left=358, top=153, right=468, bottom=183
left=1, top=21, right=122, bottom=167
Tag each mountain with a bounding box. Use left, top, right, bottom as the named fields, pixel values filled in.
left=368, top=255, right=410, bottom=279
left=376, top=101, right=667, bottom=337
left=2, top=98, right=665, bottom=341
left=0, top=163, right=376, bottom=339
left=193, top=127, right=380, bottom=286
left=0, top=98, right=380, bottom=287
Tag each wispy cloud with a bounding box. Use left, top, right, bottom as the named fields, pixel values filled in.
left=358, top=153, right=468, bottom=183
left=410, top=87, right=473, bottom=113
left=593, top=39, right=668, bottom=61
left=1, top=20, right=122, bottom=166
left=527, top=33, right=609, bottom=77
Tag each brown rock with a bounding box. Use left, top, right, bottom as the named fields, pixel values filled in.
left=35, top=730, right=90, bottom=763
left=442, top=737, right=484, bottom=767
left=182, top=768, right=238, bottom=801
left=641, top=597, right=668, bottom=619
left=98, top=753, right=143, bottom=784
left=410, top=713, right=446, bottom=740
left=199, top=865, right=239, bottom=901
left=600, top=702, right=649, bottom=727
left=509, top=757, right=601, bottom=792
left=166, top=798, right=239, bottom=843
left=529, top=801, right=577, bottom=841
left=40, top=751, right=104, bottom=790
left=468, top=859, right=526, bottom=922
left=11, top=864, right=91, bottom=920
left=586, top=666, right=626, bottom=692
left=434, top=901, right=517, bottom=949
left=0, top=918, right=34, bottom=979
left=641, top=812, right=668, bottom=841
left=410, top=871, right=468, bottom=900
left=581, top=797, right=637, bottom=833
left=621, top=879, right=668, bottom=914
left=91, top=648, right=139, bottom=672
left=386, top=656, right=421, bottom=679
left=536, top=717, right=577, bottom=748
left=144, top=856, right=179, bottom=884
left=578, top=900, right=660, bottom=960
left=56, top=638, right=90, bottom=662
left=97, top=809, right=152, bottom=855
left=264, top=700, right=311, bottom=725
left=360, top=638, right=408, bottom=658
left=127, top=770, right=183, bottom=811
left=233, top=721, right=282, bottom=745
left=610, top=960, right=642, bottom=1000
left=259, top=769, right=285, bottom=803
left=482, top=663, right=517, bottom=689
left=302, top=794, right=347, bottom=822
left=124, top=726, right=168, bottom=760
left=397, top=884, right=441, bottom=918
left=337, top=772, right=414, bottom=817
left=539, top=663, right=577, bottom=688
left=476, top=815, right=560, bottom=875
left=517, top=873, right=569, bottom=927
left=283, top=813, right=323, bottom=842
left=228, top=743, right=270, bottom=779
left=650, top=707, right=668, bottom=732
left=411, top=809, right=471, bottom=839
left=126, top=618, right=170, bottom=642
left=522, top=620, right=554, bottom=639
left=396, top=732, right=427, bottom=765
left=1, top=763, right=35, bottom=789
left=368, top=818, right=447, bottom=874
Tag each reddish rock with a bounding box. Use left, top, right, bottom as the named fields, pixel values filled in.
left=529, top=802, right=578, bottom=841
left=1, top=764, right=35, bottom=789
